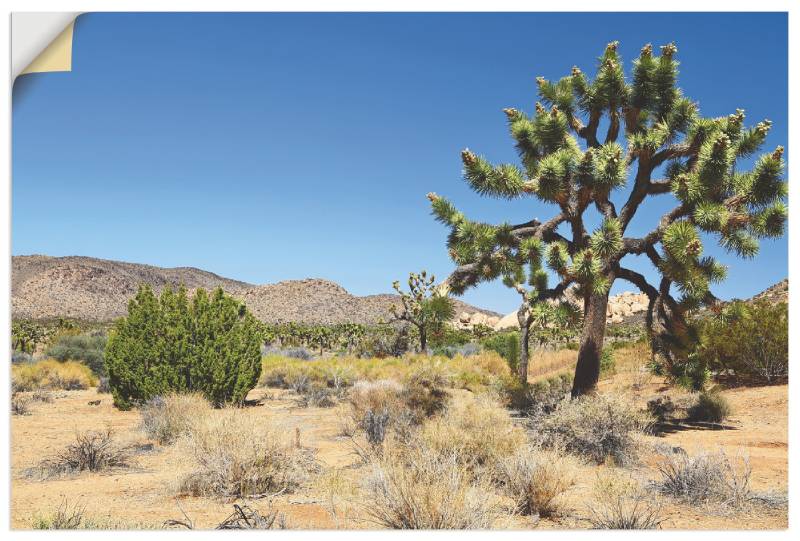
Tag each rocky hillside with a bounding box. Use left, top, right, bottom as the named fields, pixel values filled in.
left=11, top=255, right=497, bottom=325
left=747, top=278, right=788, bottom=305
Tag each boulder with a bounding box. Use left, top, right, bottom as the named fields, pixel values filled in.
left=494, top=311, right=520, bottom=330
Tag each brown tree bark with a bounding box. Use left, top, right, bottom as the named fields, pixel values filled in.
left=571, top=289, right=611, bottom=397
left=517, top=303, right=532, bottom=383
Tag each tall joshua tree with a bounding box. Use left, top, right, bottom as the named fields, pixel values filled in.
left=428, top=41, right=786, bottom=396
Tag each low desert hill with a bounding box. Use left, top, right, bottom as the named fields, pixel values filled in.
left=11, top=255, right=498, bottom=325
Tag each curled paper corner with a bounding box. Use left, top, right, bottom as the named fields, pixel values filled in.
left=11, top=12, right=81, bottom=82
left=21, top=20, right=75, bottom=75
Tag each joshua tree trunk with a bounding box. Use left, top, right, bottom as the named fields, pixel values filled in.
left=517, top=303, right=532, bottom=383
left=572, top=289, right=611, bottom=397
left=418, top=324, right=427, bottom=354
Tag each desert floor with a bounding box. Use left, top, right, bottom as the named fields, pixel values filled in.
left=11, top=363, right=788, bottom=530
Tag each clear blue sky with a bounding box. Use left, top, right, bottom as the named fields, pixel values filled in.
left=12, top=12, right=788, bottom=314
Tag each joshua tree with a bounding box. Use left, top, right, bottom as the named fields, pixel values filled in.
left=494, top=261, right=582, bottom=381
left=389, top=270, right=455, bottom=353
left=429, top=41, right=786, bottom=396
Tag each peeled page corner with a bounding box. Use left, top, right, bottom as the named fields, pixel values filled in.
left=11, top=12, right=80, bottom=81
left=21, top=21, right=75, bottom=75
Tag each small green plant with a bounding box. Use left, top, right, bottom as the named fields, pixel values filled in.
left=599, top=347, right=616, bottom=376
left=687, top=391, right=731, bottom=423
left=481, top=331, right=520, bottom=373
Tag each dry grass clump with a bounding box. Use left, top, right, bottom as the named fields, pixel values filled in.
left=687, top=390, right=732, bottom=423
left=139, top=393, right=212, bottom=445
left=401, top=359, right=452, bottom=420
left=654, top=449, right=753, bottom=508
left=363, top=441, right=503, bottom=529
left=495, top=445, right=578, bottom=517
left=12, top=359, right=97, bottom=392
left=11, top=393, right=31, bottom=415
left=531, top=392, right=652, bottom=465
left=26, top=428, right=132, bottom=480
left=420, top=394, right=525, bottom=469
left=586, top=473, right=665, bottom=529
left=32, top=499, right=155, bottom=530
left=176, top=408, right=315, bottom=499
left=261, top=351, right=508, bottom=395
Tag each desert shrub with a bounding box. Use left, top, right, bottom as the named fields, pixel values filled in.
left=646, top=395, right=677, bottom=422
left=46, top=332, right=107, bottom=375
left=11, top=393, right=31, bottom=415
left=587, top=493, right=664, bottom=529
left=295, top=381, right=338, bottom=408
left=363, top=442, right=502, bottom=529
left=654, top=449, right=752, bottom=507
left=697, top=301, right=787, bottom=384
left=481, top=331, right=520, bottom=373
left=96, top=376, right=111, bottom=394
left=496, top=445, right=577, bottom=517
left=11, top=351, right=33, bottom=364
left=263, top=346, right=314, bottom=360
left=587, top=474, right=664, bottom=529
left=687, top=391, right=731, bottom=423
left=497, top=372, right=571, bottom=412
left=27, top=428, right=132, bottom=479
left=348, top=379, right=406, bottom=421
left=531, top=393, right=652, bottom=465
left=599, top=347, right=616, bottom=376
left=12, top=359, right=97, bottom=392
left=105, top=285, right=262, bottom=409
left=429, top=325, right=472, bottom=350
left=177, top=409, right=314, bottom=499
left=420, top=395, right=525, bottom=469
left=139, top=393, right=212, bottom=444
left=401, top=360, right=452, bottom=420
left=433, top=342, right=481, bottom=359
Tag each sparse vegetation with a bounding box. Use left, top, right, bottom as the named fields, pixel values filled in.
left=12, top=359, right=97, bottom=392
left=26, top=428, right=132, bottom=479
left=587, top=474, right=665, bottom=529
left=531, top=392, right=652, bottom=465
left=46, top=332, right=107, bottom=375
left=363, top=440, right=502, bottom=529
left=654, top=449, right=753, bottom=508
left=139, top=393, right=212, bottom=444
left=176, top=408, right=315, bottom=499
left=496, top=445, right=577, bottom=517
left=420, top=394, right=525, bottom=469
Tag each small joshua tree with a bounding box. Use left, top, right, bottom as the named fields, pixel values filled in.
left=389, top=271, right=455, bottom=353
left=429, top=41, right=786, bottom=395
left=496, top=261, right=582, bottom=381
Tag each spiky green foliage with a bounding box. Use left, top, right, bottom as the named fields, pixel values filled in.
left=429, top=40, right=786, bottom=392
left=105, top=285, right=262, bottom=410
left=389, top=270, right=455, bottom=353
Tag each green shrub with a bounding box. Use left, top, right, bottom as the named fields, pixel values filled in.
left=46, top=333, right=107, bottom=375
left=697, top=301, right=787, bottom=385
left=687, top=391, right=731, bottom=423
left=481, top=331, right=519, bottom=373
left=600, top=347, right=616, bottom=376
left=105, top=285, right=262, bottom=409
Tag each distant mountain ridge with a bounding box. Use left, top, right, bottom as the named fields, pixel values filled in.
left=11, top=255, right=499, bottom=324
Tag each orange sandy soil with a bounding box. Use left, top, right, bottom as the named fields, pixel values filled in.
left=11, top=369, right=787, bottom=530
